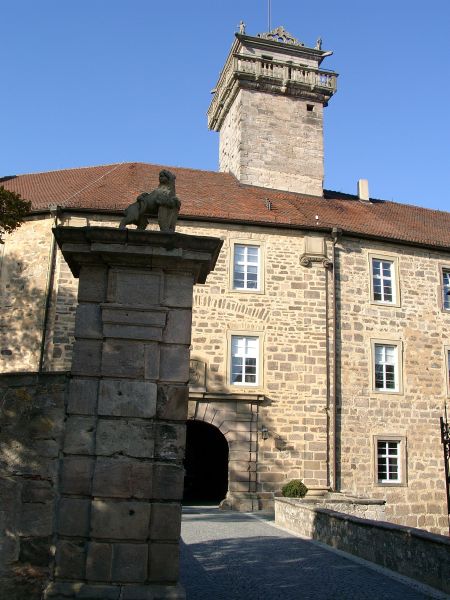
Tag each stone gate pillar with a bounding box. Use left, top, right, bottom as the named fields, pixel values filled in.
left=45, top=227, right=222, bottom=600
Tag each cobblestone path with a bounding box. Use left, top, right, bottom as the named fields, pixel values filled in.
left=180, top=507, right=448, bottom=600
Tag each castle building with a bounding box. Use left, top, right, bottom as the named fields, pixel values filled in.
left=1, top=27, right=449, bottom=534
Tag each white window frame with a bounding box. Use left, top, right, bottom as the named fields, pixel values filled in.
left=227, top=331, right=263, bottom=388
left=369, top=252, right=400, bottom=307
left=374, top=436, right=407, bottom=486
left=371, top=339, right=403, bottom=394
left=229, top=240, right=264, bottom=294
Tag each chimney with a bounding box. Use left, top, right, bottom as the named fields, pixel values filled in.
left=357, top=179, right=369, bottom=201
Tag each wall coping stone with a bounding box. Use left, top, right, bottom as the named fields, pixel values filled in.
left=279, top=494, right=386, bottom=507
left=0, top=371, right=69, bottom=387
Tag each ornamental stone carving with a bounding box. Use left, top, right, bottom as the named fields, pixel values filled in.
left=300, top=235, right=332, bottom=268
left=119, top=170, right=180, bottom=233
left=189, top=359, right=206, bottom=389
left=300, top=254, right=333, bottom=269
left=257, top=26, right=304, bottom=47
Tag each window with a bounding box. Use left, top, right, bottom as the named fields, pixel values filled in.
left=377, top=440, right=401, bottom=483
left=374, top=436, right=407, bottom=486
left=232, top=244, right=260, bottom=291
left=442, top=268, right=450, bottom=311
left=230, top=335, right=259, bottom=386
left=371, top=258, right=395, bottom=303
left=371, top=340, right=402, bottom=393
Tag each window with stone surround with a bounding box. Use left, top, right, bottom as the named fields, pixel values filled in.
left=230, top=241, right=264, bottom=293
left=229, top=335, right=260, bottom=386
left=442, top=268, right=450, bottom=311
left=371, top=340, right=402, bottom=393
left=369, top=253, right=400, bottom=305
left=374, top=436, right=407, bottom=486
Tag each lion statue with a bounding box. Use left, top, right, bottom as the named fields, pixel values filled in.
left=119, top=169, right=180, bottom=232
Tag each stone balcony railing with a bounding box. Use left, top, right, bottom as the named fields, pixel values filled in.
left=208, top=53, right=338, bottom=130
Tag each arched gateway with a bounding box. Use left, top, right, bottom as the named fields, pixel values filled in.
left=183, top=421, right=228, bottom=503
left=186, top=395, right=264, bottom=511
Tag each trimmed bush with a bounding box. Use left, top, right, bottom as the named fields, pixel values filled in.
left=281, top=479, right=308, bottom=498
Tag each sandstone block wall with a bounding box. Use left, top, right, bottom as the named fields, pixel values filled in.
left=218, top=88, right=242, bottom=181
left=0, top=372, right=67, bottom=600
left=336, top=239, right=450, bottom=534
left=37, top=217, right=331, bottom=497
left=0, top=217, right=56, bottom=372
left=219, top=88, right=324, bottom=196
left=2, top=214, right=449, bottom=535
left=183, top=222, right=331, bottom=495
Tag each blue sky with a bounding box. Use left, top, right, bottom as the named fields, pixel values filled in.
left=1, top=1, right=449, bottom=211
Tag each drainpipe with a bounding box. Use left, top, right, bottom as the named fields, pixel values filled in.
left=330, top=227, right=342, bottom=490
left=38, top=205, right=59, bottom=373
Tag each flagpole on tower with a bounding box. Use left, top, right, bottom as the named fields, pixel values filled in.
left=268, top=0, right=271, bottom=30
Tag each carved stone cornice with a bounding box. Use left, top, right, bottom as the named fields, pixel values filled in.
left=300, top=254, right=333, bottom=269
left=207, top=52, right=337, bottom=131
left=257, top=26, right=304, bottom=47
left=189, top=390, right=265, bottom=403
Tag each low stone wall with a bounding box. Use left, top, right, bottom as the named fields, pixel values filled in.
left=0, top=372, right=68, bottom=600
left=275, top=494, right=386, bottom=536
left=275, top=497, right=450, bottom=594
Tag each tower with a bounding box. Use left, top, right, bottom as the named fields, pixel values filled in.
left=208, top=26, right=338, bottom=197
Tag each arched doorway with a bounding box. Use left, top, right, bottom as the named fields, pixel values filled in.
left=183, top=420, right=229, bottom=504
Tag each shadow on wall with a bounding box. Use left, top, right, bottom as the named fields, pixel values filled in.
left=0, top=250, right=52, bottom=372
left=0, top=372, right=68, bottom=600
left=0, top=247, right=74, bottom=598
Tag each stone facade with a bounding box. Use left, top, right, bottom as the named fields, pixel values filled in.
left=219, top=88, right=325, bottom=196
left=2, top=212, right=448, bottom=534
left=336, top=239, right=450, bottom=534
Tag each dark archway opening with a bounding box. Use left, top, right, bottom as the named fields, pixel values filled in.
left=183, top=420, right=229, bottom=504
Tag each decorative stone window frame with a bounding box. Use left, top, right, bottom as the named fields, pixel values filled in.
left=368, top=251, right=401, bottom=307
left=445, top=346, right=450, bottom=397
left=373, top=435, right=408, bottom=487
left=370, top=338, right=403, bottom=394
left=226, top=330, right=264, bottom=390
left=229, top=239, right=265, bottom=294
left=438, top=264, right=450, bottom=313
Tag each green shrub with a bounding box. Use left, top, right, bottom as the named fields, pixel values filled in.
left=281, top=479, right=308, bottom=498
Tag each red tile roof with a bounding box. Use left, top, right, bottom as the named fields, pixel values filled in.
left=1, top=162, right=449, bottom=251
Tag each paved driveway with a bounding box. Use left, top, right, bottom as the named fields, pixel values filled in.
left=180, top=507, right=448, bottom=600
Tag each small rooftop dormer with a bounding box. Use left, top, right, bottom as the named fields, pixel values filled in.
left=208, top=26, right=338, bottom=197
